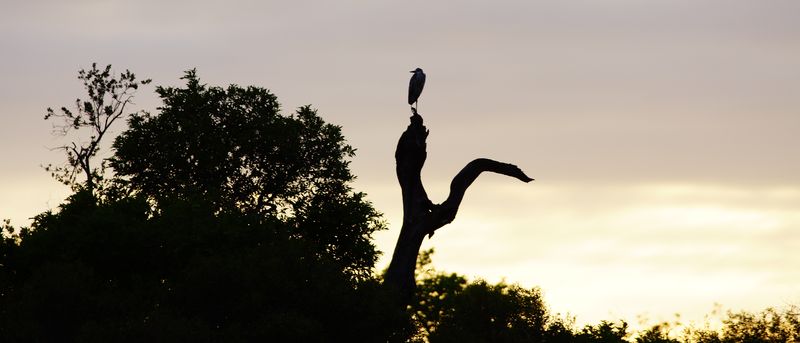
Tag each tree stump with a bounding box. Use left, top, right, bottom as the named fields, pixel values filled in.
left=384, top=109, right=534, bottom=303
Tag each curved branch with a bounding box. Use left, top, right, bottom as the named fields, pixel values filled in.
left=384, top=112, right=534, bottom=303
left=426, top=159, right=533, bottom=234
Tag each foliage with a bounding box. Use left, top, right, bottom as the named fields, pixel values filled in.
left=110, top=70, right=382, bottom=278
left=635, top=323, right=680, bottom=343
left=0, top=192, right=408, bottom=342
left=409, top=250, right=800, bottom=343
left=44, top=63, right=150, bottom=194
left=685, top=306, right=800, bottom=343
left=411, top=249, right=574, bottom=343
left=1, top=68, right=403, bottom=341
left=575, top=321, right=629, bottom=343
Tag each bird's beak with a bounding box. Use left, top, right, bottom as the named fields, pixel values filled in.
left=409, top=70, right=414, bottom=73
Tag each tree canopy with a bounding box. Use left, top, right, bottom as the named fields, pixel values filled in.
left=2, top=68, right=404, bottom=342
left=111, top=70, right=382, bottom=278
left=0, top=192, right=407, bottom=342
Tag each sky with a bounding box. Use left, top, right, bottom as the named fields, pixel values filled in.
left=2, top=0, right=799, bottom=328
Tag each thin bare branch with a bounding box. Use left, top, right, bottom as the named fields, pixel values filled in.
left=44, top=63, right=149, bottom=194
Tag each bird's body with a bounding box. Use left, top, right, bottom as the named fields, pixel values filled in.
left=408, top=68, right=426, bottom=110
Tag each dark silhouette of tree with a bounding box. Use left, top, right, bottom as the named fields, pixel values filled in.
left=635, top=324, right=680, bottom=343
left=685, top=306, right=800, bottom=343
left=0, top=192, right=409, bottom=342
left=384, top=109, right=533, bottom=301
left=110, top=70, right=382, bottom=278
left=575, top=321, right=630, bottom=343
left=44, top=63, right=150, bottom=195
left=0, top=68, right=411, bottom=342
left=410, top=249, right=575, bottom=343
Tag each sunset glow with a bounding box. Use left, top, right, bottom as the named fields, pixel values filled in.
left=3, top=0, right=799, bottom=330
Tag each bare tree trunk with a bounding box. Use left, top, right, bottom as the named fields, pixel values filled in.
left=384, top=110, right=533, bottom=303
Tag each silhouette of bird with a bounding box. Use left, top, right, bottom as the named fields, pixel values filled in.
left=408, top=68, right=426, bottom=110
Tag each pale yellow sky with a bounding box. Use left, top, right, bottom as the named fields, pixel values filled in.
left=2, top=0, right=799, bottom=327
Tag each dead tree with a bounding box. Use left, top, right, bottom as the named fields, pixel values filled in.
left=384, top=109, right=534, bottom=302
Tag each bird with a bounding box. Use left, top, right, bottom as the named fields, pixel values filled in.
left=408, top=68, right=426, bottom=110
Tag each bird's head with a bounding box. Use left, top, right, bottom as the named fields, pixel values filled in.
left=410, top=68, right=423, bottom=73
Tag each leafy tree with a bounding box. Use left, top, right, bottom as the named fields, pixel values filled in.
left=0, top=192, right=409, bottom=342
left=686, top=306, right=800, bottom=343
left=1, top=67, right=408, bottom=341
left=110, top=70, right=381, bottom=277
left=575, top=321, right=629, bottom=343
left=44, top=63, right=150, bottom=194
left=411, top=249, right=469, bottom=340
left=635, top=323, right=680, bottom=343
left=411, top=249, right=574, bottom=343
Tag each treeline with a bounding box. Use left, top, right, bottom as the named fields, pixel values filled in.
left=412, top=249, right=800, bottom=342
left=1, top=65, right=797, bottom=342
